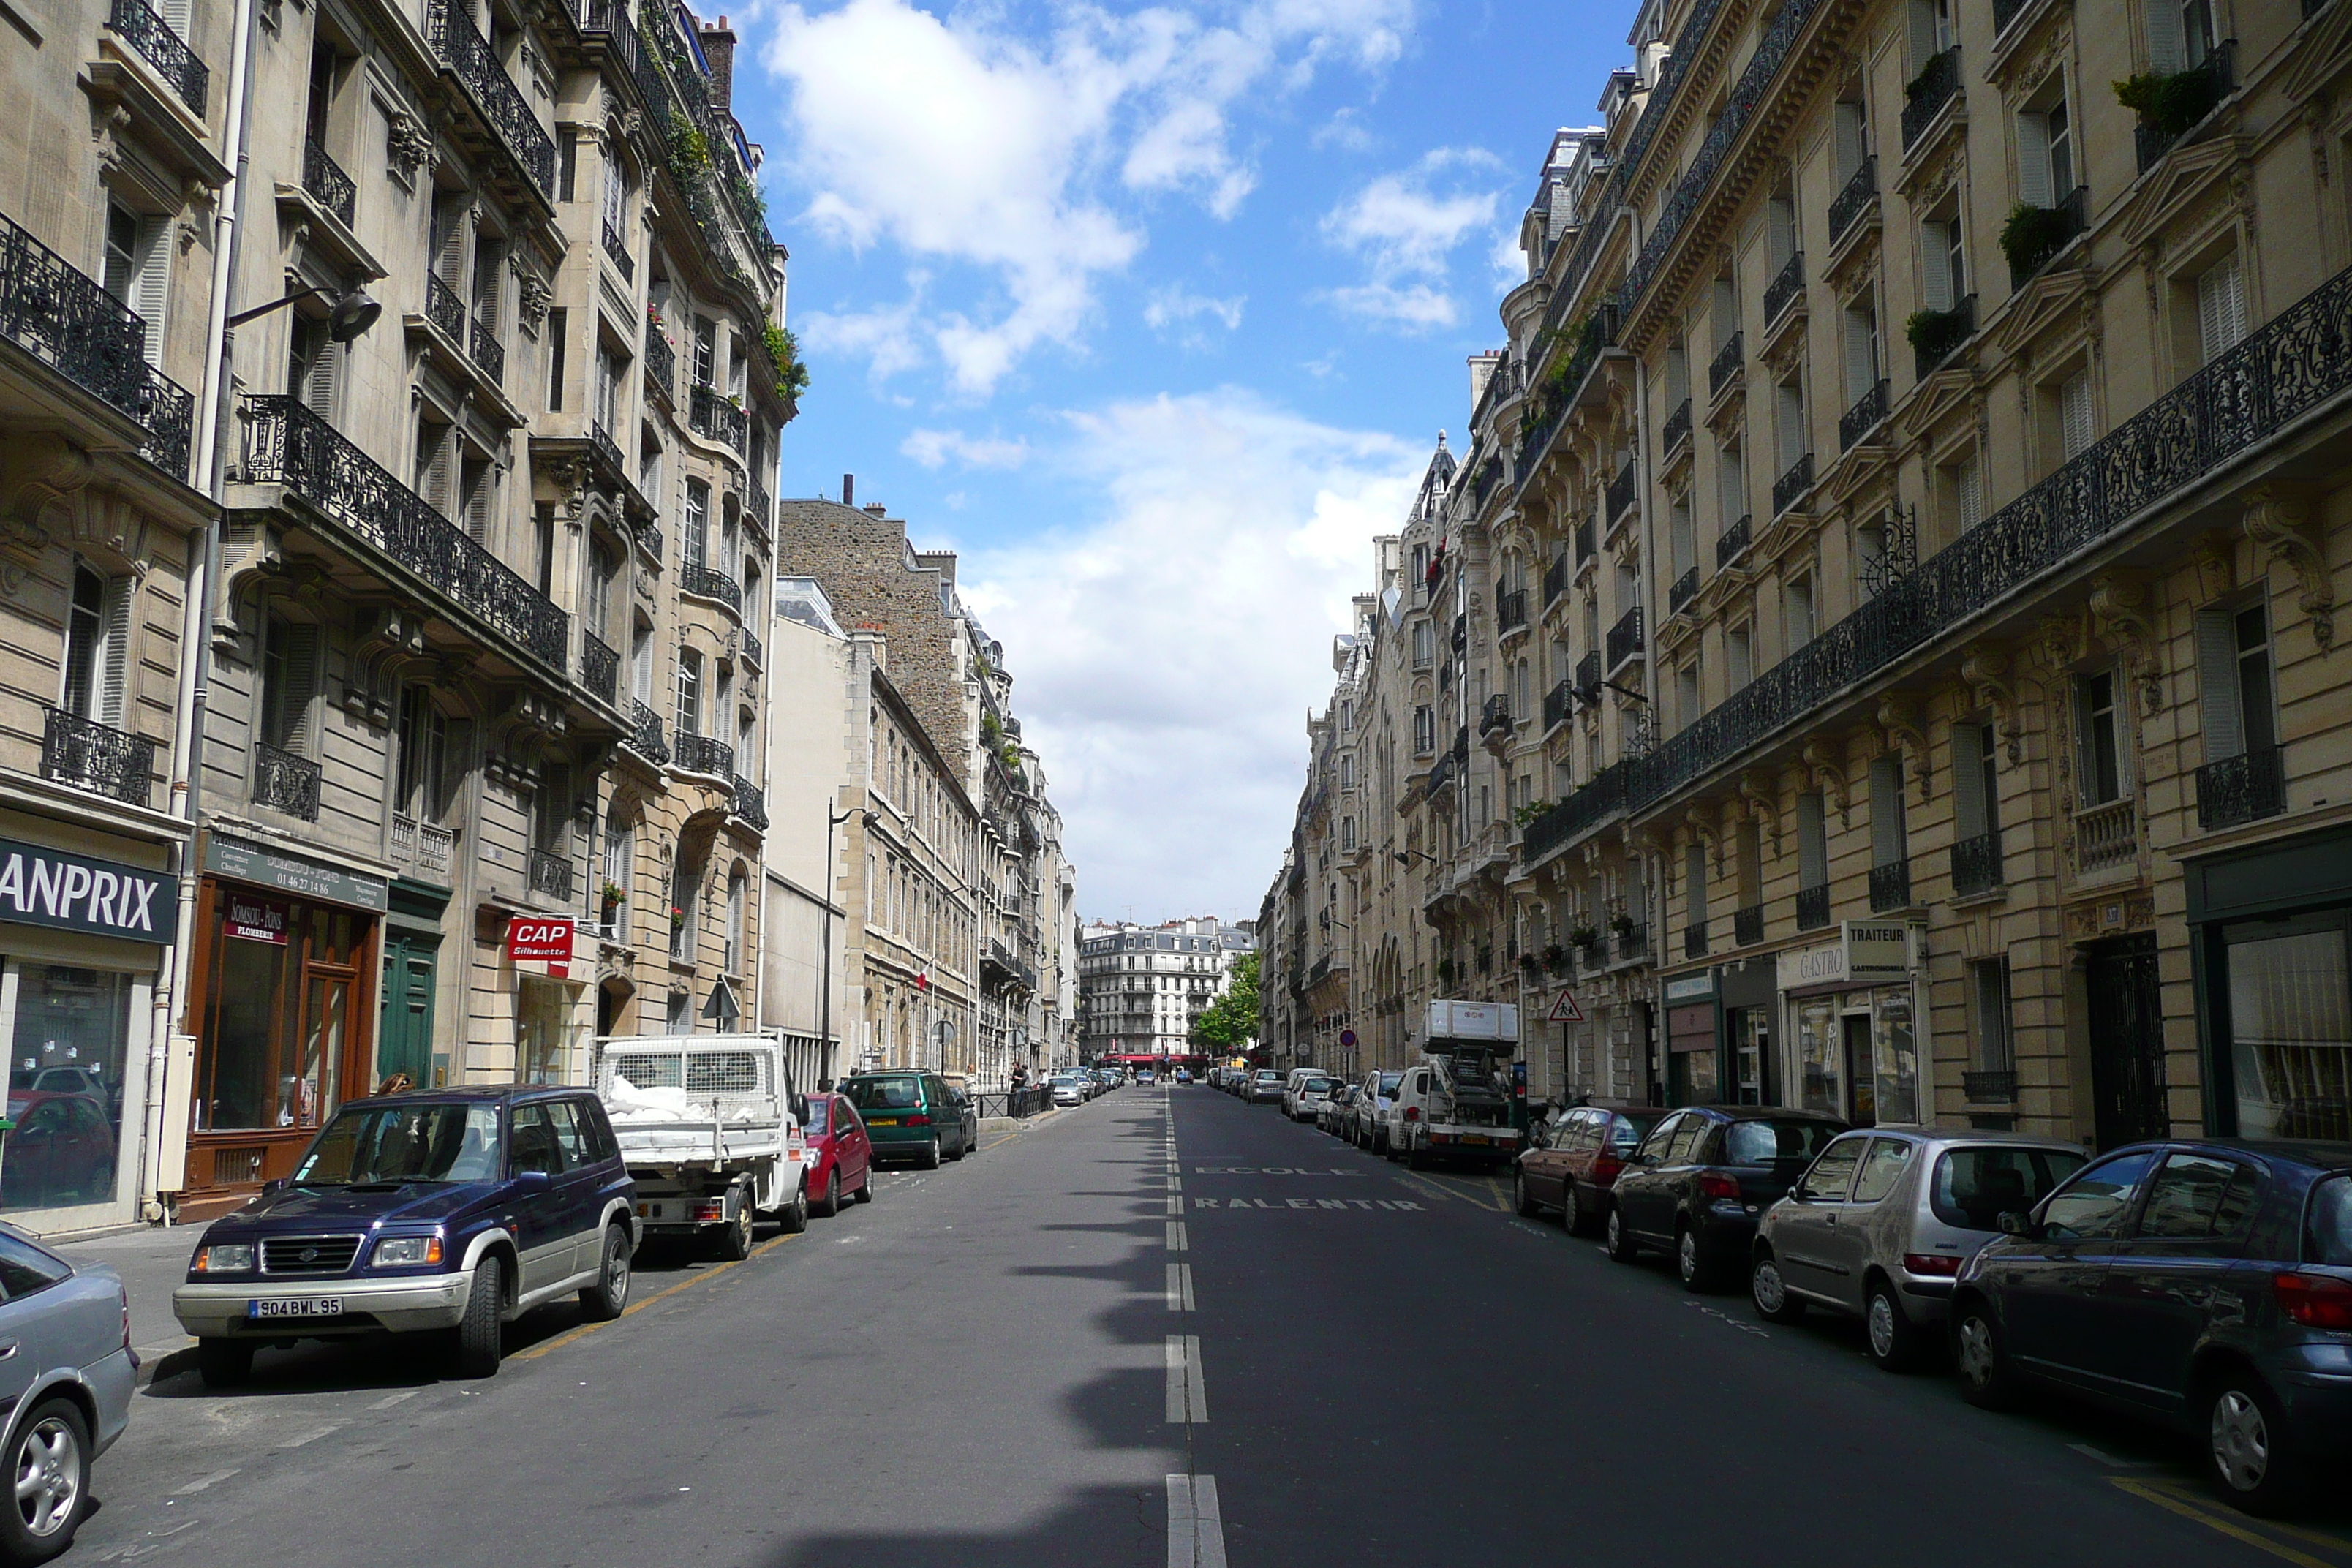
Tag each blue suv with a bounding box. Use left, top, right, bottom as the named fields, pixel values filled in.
left=173, top=1085, right=638, bottom=1385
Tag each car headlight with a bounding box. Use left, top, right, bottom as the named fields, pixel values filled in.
left=192, top=1242, right=253, bottom=1273
left=372, top=1235, right=444, bottom=1267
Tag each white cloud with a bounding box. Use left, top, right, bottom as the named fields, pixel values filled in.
left=755, top=0, right=1415, bottom=393
left=957, top=391, right=1420, bottom=918
left=1143, top=285, right=1246, bottom=343
left=1318, top=147, right=1504, bottom=331
left=900, top=429, right=1033, bottom=470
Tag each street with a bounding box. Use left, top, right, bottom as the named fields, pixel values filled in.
left=53, top=1085, right=2350, bottom=1567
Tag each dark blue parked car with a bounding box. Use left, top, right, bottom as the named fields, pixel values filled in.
left=172, top=1085, right=638, bottom=1386
left=1951, top=1138, right=2352, bottom=1515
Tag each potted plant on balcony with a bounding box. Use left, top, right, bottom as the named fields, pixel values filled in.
left=1435, top=957, right=1456, bottom=986
left=1999, top=201, right=2074, bottom=280
left=1570, top=925, right=1599, bottom=951
left=1608, top=911, right=1636, bottom=938
left=1542, top=941, right=1569, bottom=974
left=1905, top=307, right=1972, bottom=369
left=1518, top=951, right=1539, bottom=974
left=2113, top=66, right=2220, bottom=139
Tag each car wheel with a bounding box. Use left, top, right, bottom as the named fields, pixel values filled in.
left=1750, top=1252, right=1806, bottom=1323
left=813, top=1169, right=841, bottom=1218
left=853, top=1172, right=874, bottom=1204
left=0, top=1398, right=90, bottom=1564
left=948, top=1131, right=968, bottom=1161
left=1953, top=1299, right=2020, bottom=1411
left=196, top=1336, right=253, bottom=1389
left=1561, top=1183, right=1589, bottom=1236
left=453, top=1254, right=505, bottom=1378
left=578, top=1224, right=632, bottom=1321
left=1864, top=1278, right=1923, bottom=1372
left=1676, top=1227, right=1719, bottom=1292
left=1604, top=1205, right=1640, bottom=1264
left=715, top=1196, right=753, bottom=1262
left=777, top=1180, right=809, bottom=1235
left=2205, top=1371, right=2305, bottom=1515
left=1514, top=1170, right=1540, bottom=1218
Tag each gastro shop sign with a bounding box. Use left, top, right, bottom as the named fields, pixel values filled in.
left=0, top=837, right=174, bottom=944
left=1776, top=921, right=1915, bottom=993
left=507, top=916, right=575, bottom=977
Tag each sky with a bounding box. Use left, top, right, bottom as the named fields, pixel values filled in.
left=729, top=0, right=1637, bottom=924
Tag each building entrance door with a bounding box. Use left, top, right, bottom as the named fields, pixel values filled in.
left=1843, top=1013, right=1877, bottom=1126
left=378, top=938, right=437, bottom=1090
left=2087, top=933, right=2168, bottom=1147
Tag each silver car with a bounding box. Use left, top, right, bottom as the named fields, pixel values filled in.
left=1749, top=1128, right=2086, bottom=1371
left=0, top=1224, right=135, bottom=1563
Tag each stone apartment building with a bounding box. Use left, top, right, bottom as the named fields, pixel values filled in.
left=1, top=0, right=794, bottom=1220
left=1271, top=0, right=2352, bottom=1149
left=1077, top=915, right=1248, bottom=1066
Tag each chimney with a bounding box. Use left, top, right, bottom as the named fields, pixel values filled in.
left=842, top=473, right=854, bottom=507
left=701, top=18, right=737, bottom=113
left=864, top=503, right=887, bottom=517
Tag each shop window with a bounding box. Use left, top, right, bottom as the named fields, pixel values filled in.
left=518, top=981, right=573, bottom=1083
left=2220, top=916, right=2351, bottom=1141
left=60, top=564, right=132, bottom=728
left=1, top=966, right=133, bottom=1215
left=197, top=901, right=366, bottom=1137
left=2076, top=668, right=2127, bottom=804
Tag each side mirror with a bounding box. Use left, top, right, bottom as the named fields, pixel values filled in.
left=260, top=1177, right=289, bottom=1196
left=1997, top=1210, right=2037, bottom=1238
left=790, top=1095, right=810, bottom=1123
left=509, top=1169, right=554, bottom=1193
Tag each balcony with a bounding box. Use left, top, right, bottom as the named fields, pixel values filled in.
left=579, top=0, right=643, bottom=79
left=644, top=331, right=675, bottom=401
left=1575, top=515, right=1596, bottom=564
left=1708, top=331, right=1744, bottom=399
left=0, top=210, right=195, bottom=483
left=1764, top=252, right=1804, bottom=326
left=730, top=773, right=769, bottom=831
left=39, top=709, right=153, bottom=807
left=426, top=0, right=555, bottom=196
left=254, top=742, right=322, bottom=821
left=1868, top=858, right=1912, bottom=912
left=1497, top=589, right=1528, bottom=635
left=1606, top=607, right=1644, bottom=671
left=624, top=698, right=669, bottom=766
left=1683, top=924, right=1708, bottom=960
left=1772, top=452, right=1814, bottom=517
left=1542, top=681, right=1572, bottom=734
left=468, top=314, right=503, bottom=387
left=2076, top=798, right=2138, bottom=875
left=689, top=385, right=749, bottom=458
left=602, top=220, right=635, bottom=280
left=1515, top=304, right=1618, bottom=489
left=749, top=477, right=772, bottom=535
left=2133, top=43, right=2235, bottom=174
left=1901, top=47, right=1961, bottom=151
left=302, top=139, right=356, bottom=230
left=1795, top=883, right=1831, bottom=930
left=1522, top=761, right=1627, bottom=865
left=108, top=0, right=208, bottom=113
left=1479, top=694, right=1512, bottom=739
left=1734, top=904, right=1764, bottom=946
left=241, top=396, right=568, bottom=668
left=1962, top=1069, right=2018, bottom=1104
left=1575, top=651, right=1601, bottom=701
left=1716, top=513, right=1752, bottom=573
left=389, top=813, right=456, bottom=879
left=673, top=732, right=733, bottom=778
left=1910, top=296, right=1975, bottom=380
left=1952, top=830, right=2003, bottom=897
left=1613, top=920, right=1648, bottom=965
left=425, top=273, right=466, bottom=344
left=1839, top=379, right=1889, bottom=451
left=1540, top=552, right=1570, bottom=609
left=681, top=561, right=742, bottom=613
left=580, top=630, right=619, bottom=706
left=528, top=847, right=573, bottom=902
left=2196, top=745, right=2285, bottom=831
left=2005, top=186, right=2089, bottom=292
left=1828, top=156, right=1877, bottom=245
left=1662, top=398, right=1693, bottom=459
left=1605, top=460, right=1637, bottom=527
left=1668, top=567, right=1699, bottom=617
left=739, top=623, right=762, bottom=668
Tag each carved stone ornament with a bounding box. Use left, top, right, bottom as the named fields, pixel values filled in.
left=2242, top=488, right=2335, bottom=652
left=2193, top=530, right=2239, bottom=602
left=1740, top=771, right=1782, bottom=856
left=1959, top=643, right=2022, bottom=765
left=2087, top=573, right=2163, bottom=716
left=1877, top=696, right=1931, bottom=802
left=0, top=434, right=92, bottom=598
left=387, top=111, right=435, bottom=182
left=513, top=265, right=552, bottom=333
left=343, top=604, right=429, bottom=728
left=1802, top=738, right=1850, bottom=827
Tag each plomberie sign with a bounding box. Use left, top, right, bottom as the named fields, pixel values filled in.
left=0, top=836, right=175, bottom=943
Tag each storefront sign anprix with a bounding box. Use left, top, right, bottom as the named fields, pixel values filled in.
left=1776, top=921, right=1917, bottom=995
left=508, top=916, right=576, bottom=978
left=0, top=835, right=175, bottom=943
left=223, top=890, right=290, bottom=945
left=206, top=835, right=390, bottom=911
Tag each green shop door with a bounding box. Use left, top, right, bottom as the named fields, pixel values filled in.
left=379, top=938, right=439, bottom=1090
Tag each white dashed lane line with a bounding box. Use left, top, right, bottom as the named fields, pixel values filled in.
left=1164, top=1334, right=1208, bottom=1424
left=1165, top=1262, right=1195, bottom=1312
left=1166, top=1474, right=1230, bottom=1568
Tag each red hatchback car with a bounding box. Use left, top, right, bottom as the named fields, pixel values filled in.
left=801, top=1091, right=874, bottom=1216
left=1515, top=1101, right=1667, bottom=1235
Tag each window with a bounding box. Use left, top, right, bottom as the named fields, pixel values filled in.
left=2076, top=669, right=2125, bottom=804
left=1669, top=497, right=1695, bottom=578
left=684, top=480, right=709, bottom=567
left=1970, top=956, right=2013, bottom=1072
left=693, top=315, right=716, bottom=387
left=2195, top=600, right=2276, bottom=765
left=2146, top=0, right=2216, bottom=75
left=1727, top=624, right=1752, bottom=693
left=258, top=613, right=319, bottom=756
left=1843, top=295, right=1880, bottom=402
left=2138, top=1151, right=2258, bottom=1240
left=1411, top=620, right=1433, bottom=668
left=593, top=342, right=620, bottom=438
left=1941, top=451, right=1983, bottom=534
left=1929, top=1146, right=2084, bottom=1230
left=725, top=867, right=747, bottom=972
left=630, top=620, right=655, bottom=704
left=1850, top=1139, right=1915, bottom=1205
left=102, top=201, right=167, bottom=366
left=1775, top=379, right=1806, bottom=474
left=600, top=819, right=632, bottom=927
left=1953, top=722, right=1999, bottom=842
left=546, top=309, right=567, bottom=410
left=676, top=647, right=703, bottom=738
left=2057, top=369, right=2094, bottom=459
left=558, top=130, right=578, bottom=203
left=1869, top=755, right=1907, bottom=867
left=1784, top=572, right=1816, bottom=648
left=2042, top=1150, right=2158, bottom=1240
left=2018, top=86, right=2074, bottom=209
left=396, top=685, right=450, bottom=821
left=287, top=314, right=339, bottom=418
left=60, top=564, right=131, bottom=726
left=0, top=1233, right=72, bottom=1299
left=1795, top=1136, right=1866, bottom=1201
left=669, top=859, right=697, bottom=961
left=1833, top=98, right=1868, bottom=179
left=1796, top=791, right=1827, bottom=892
left=2198, top=255, right=2246, bottom=364
left=1412, top=704, right=1434, bottom=755
left=1675, top=661, right=1700, bottom=731
left=461, top=453, right=494, bottom=546
left=1684, top=842, right=1708, bottom=931
left=1718, top=442, right=1745, bottom=527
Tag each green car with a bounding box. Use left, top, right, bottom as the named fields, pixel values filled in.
left=838, top=1072, right=975, bottom=1167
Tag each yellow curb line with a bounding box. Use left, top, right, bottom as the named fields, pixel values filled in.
left=2106, top=1477, right=2342, bottom=1568
left=514, top=1230, right=802, bottom=1362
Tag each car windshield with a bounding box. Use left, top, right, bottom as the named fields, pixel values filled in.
left=1722, top=1119, right=1842, bottom=1165
left=1256, top=1072, right=1278, bottom=1082
left=1377, top=1073, right=1404, bottom=1096
left=802, top=1098, right=831, bottom=1134
left=1610, top=1113, right=1665, bottom=1150
left=1303, top=1078, right=1336, bottom=1093
left=1931, top=1146, right=2088, bottom=1231
left=845, top=1076, right=924, bottom=1111
left=293, top=1101, right=502, bottom=1186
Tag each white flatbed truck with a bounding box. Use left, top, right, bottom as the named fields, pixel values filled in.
left=595, top=1033, right=808, bottom=1258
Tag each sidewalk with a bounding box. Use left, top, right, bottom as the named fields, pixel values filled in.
left=52, top=1223, right=198, bottom=1375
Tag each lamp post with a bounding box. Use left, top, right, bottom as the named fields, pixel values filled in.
left=818, top=802, right=872, bottom=1087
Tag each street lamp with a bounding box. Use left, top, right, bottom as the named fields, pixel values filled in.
left=226, top=284, right=383, bottom=342
left=818, top=803, right=875, bottom=1087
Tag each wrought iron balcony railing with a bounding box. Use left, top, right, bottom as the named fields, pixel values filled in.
left=1952, top=830, right=2003, bottom=897
left=40, top=709, right=153, bottom=807
left=1840, top=379, right=1889, bottom=451
left=690, top=385, right=749, bottom=456
left=1542, top=681, right=1572, bottom=734
left=581, top=630, right=619, bottom=706
left=1868, top=858, right=1912, bottom=912
left=241, top=395, right=569, bottom=668
left=255, top=742, right=322, bottom=821
left=2007, top=186, right=2089, bottom=292
left=730, top=774, right=768, bottom=831
left=426, top=0, right=556, bottom=195
left=1607, top=606, right=1643, bottom=671
left=2196, top=745, right=2286, bottom=831
left=1962, top=1069, right=2018, bottom=1103
left=681, top=560, right=742, bottom=612
left=1575, top=651, right=1601, bottom=701
left=1912, top=295, right=1976, bottom=380
left=1901, top=47, right=1961, bottom=150
left=1765, top=252, right=1804, bottom=325
left=426, top=272, right=467, bottom=342
left=1717, top=513, right=1753, bottom=573
left=1669, top=566, right=1700, bottom=616
left=468, top=314, right=503, bottom=385
left=673, top=732, right=732, bottom=778
left=580, top=0, right=643, bottom=79
left=528, top=847, right=573, bottom=902
left=625, top=698, right=668, bottom=765
left=1734, top=904, right=1764, bottom=946
left=1497, top=589, right=1528, bottom=634
left=1772, top=452, right=1814, bottom=516
left=1540, top=552, right=1569, bottom=609
left=1575, top=514, right=1597, bottom=562
left=1708, top=331, right=1744, bottom=398
left=2134, top=42, right=2234, bottom=173
left=1514, top=306, right=1618, bottom=489
left=303, top=139, right=356, bottom=229
left=1613, top=920, right=1648, bottom=965
left=0, top=210, right=194, bottom=483
left=589, top=421, right=626, bottom=478
left=108, top=0, right=208, bottom=113
left=1795, top=883, right=1831, bottom=930
left=1479, top=694, right=1512, bottom=736
left=1684, top=924, right=1708, bottom=960
left=602, top=220, right=635, bottom=280
left=1828, top=156, right=1877, bottom=244
left=1607, top=458, right=1637, bottom=524
left=1662, top=397, right=1693, bottom=459
left=1522, top=761, right=1627, bottom=864
left=644, top=330, right=675, bottom=399
left=749, top=477, right=772, bottom=532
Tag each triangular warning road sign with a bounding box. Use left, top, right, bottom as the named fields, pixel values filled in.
left=1546, top=989, right=1585, bottom=1023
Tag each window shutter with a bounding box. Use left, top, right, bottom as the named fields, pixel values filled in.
left=1870, top=755, right=1906, bottom=864
left=1776, top=381, right=1805, bottom=470
left=2194, top=606, right=2246, bottom=761
left=1833, top=102, right=1865, bottom=175
left=98, top=576, right=134, bottom=728
left=2146, top=0, right=2186, bottom=75
left=1685, top=843, right=1708, bottom=924
left=440, top=716, right=471, bottom=826
left=1768, top=199, right=1796, bottom=266
left=2198, top=257, right=2245, bottom=363
left=276, top=622, right=320, bottom=755
left=1922, top=222, right=1954, bottom=312
left=465, top=464, right=493, bottom=545
left=1907, top=0, right=1938, bottom=69
left=131, top=219, right=170, bottom=367
left=302, top=333, right=339, bottom=417
left=1844, top=309, right=1876, bottom=398
left=2016, top=113, right=2053, bottom=208
left=434, top=205, right=467, bottom=287
left=2060, top=372, right=2094, bottom=459
left=160, top=0, right=191, bottom=32
left=1798, top=793, right=1827, bottom=887
left=1957, top=452, right=1983, bottom=531
left=1953, top=724, right=1986, bottom=838
left=420, top=426, right=453, bottom=516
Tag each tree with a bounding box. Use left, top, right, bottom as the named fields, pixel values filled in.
left=1190, top=952, right=1259, bottom=1053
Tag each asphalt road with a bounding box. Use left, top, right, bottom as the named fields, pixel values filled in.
left=58, top=1085, right=2352, bottom=1567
